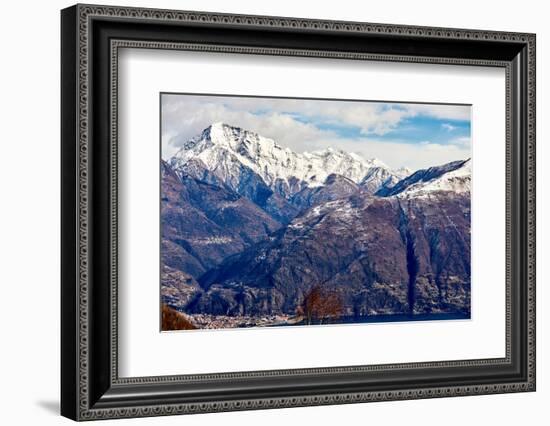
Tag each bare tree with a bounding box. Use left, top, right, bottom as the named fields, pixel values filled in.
left=296, top=286, right=343, bottom=325
left=161, top=304, right=196, bottom=331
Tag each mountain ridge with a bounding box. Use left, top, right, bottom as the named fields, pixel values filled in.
left=377, top=158, right=471, bottom=197
left=169, top=122, right=408, bottom=200
left=162, top=122, right=472, bottom=327
left=195, top=189, right=471, bottom=318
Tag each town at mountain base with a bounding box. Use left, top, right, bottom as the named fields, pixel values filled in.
left=161, top=122, right=471, bottom=330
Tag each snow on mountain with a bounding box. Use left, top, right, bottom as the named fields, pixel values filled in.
left=290, top=174, right=362, bottom=211
left=300, top=147, right=389, bottom=187
left=378, top=159, right=471, bottom=198
left=169, top=122, right=405, bottom=198
left=395, top=167, right=413, bottom=178
left=359, top=166, right=410, bottom=194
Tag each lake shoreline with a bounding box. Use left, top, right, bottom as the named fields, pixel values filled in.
left=181, top=311, right=471, bottom=330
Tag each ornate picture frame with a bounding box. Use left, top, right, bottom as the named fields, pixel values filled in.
left=61, top=4, right=535, bottom=421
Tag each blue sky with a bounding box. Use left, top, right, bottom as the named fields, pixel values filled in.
left=293, top=111, right=471, bottom=146
left=162, top=94, right=471, bottom=170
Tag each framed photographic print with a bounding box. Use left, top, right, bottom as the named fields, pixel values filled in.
left=61, top=4, right=536, bottom=421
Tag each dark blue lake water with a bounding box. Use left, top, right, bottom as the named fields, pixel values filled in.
left=282, top=312, right=471, bottom=327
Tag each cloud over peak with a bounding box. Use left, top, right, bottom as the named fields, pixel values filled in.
left=161, top=94, right=471, bottom=170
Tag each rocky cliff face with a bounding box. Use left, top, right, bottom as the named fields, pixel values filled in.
left=194, top=190, right=470, bottom=317
left=161, top=160, right=282, bottom=276
left=161, top=123, right=471, bottom=326
left=290, top=174, right=363, bottom=211
left=161, top=265, right=202, bottom=310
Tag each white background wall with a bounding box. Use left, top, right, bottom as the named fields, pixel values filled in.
left=0, top=0, right=547, bottom=424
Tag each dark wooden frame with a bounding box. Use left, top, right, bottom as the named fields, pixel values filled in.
left=61, top=4, right=536, bottom=421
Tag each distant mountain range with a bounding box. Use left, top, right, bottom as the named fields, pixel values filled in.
left=169, top=122, right=410, bottom=222
left=161, top=122, right=471, bottom=326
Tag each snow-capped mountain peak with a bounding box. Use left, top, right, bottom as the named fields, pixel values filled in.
left=378, top=158, right=471, bottom=198
left=180, top=122, right=280, bottom=157
left=170, top=123, right=406, bottom=198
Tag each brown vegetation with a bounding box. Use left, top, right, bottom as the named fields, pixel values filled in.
left=161, top=304, right=197, bottom=331
left=296, top=286, right=343, bottom=325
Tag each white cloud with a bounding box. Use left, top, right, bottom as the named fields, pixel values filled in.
left=161, top=99, right=336, bottom=158
left=449, top=136, right=471, bottom=147
left=441, top=123, right=457, bottom=131
left=314, top=137, right=470, bottom=170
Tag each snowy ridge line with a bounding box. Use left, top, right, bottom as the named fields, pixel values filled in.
left=380, top=158, right=471, bottom=198
left=169, top=122, right=409, bottom=197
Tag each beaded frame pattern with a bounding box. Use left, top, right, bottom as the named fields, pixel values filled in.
left=74, top=4, right=535, bottom=420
